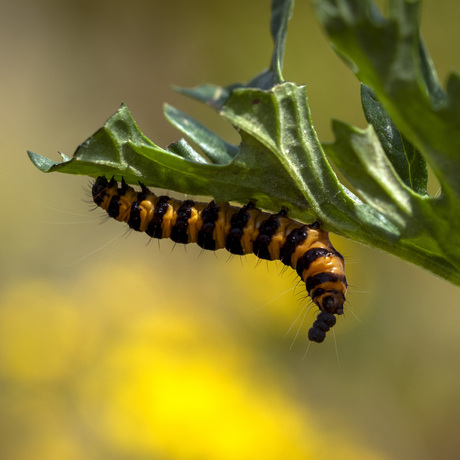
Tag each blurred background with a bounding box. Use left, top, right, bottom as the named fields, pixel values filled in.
left=1, top=0, right=460, bottom=459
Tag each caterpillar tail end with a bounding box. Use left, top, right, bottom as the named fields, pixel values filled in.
left=308, top=311, right=337, bottom=343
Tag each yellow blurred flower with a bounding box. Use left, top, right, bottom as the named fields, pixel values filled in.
left=0, top=281, right=85, bottom=383
left=0, top=261, right=388, bottom=460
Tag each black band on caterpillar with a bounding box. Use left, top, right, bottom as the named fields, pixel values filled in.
left=92, top=176, right=348, bottom=343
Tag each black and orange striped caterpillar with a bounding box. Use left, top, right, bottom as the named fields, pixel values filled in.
left=92, top=176, right=348, bottom=343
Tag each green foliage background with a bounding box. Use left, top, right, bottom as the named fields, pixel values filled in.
left=2, top=0, right=460, bottom=459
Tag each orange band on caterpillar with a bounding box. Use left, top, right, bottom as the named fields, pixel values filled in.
left=92, top=176, right=347, bottom=343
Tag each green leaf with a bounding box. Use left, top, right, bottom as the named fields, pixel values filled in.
left=418, top=40, right=445, bottom=104
left=220, top=83, right=398, bottom=240
left=361, top=84, right=428, bottom=195
left=173, top=83, right=238, bottom=111
left=314, top=0, right=460, bottom=202
left=28, top=90, right=314, bottom=220
left=28, top=84, right=398, bottom=241
left=29, top=103, right=159, bottom=185
left=164, top=104, right=238, bottom=164
left=247, top=0, right=294, bottom=89
left=313, top=0, right=460, bottom=284
left=324, top=120, right=460, bottom=284
left=166, top=139, right=209, bottom=164
left=268, top=0, right=293, bottom=82
left=325, top=120, right=415, bottom=229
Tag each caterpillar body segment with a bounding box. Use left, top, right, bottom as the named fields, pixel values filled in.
left=92, top=176, right=347, bottom=343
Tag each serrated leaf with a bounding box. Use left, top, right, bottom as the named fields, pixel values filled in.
left=26, top=95, right=314, bottom=219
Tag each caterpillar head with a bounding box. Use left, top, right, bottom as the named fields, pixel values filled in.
left=92, top=176, right=117, bottom=207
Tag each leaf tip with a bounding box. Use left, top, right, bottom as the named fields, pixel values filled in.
left=27, top=150, right=54, bottom=172
left=27, top=150, right=72, bottom=173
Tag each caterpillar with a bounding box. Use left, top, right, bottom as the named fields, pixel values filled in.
left=92, top=176, right=347, bottom=343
